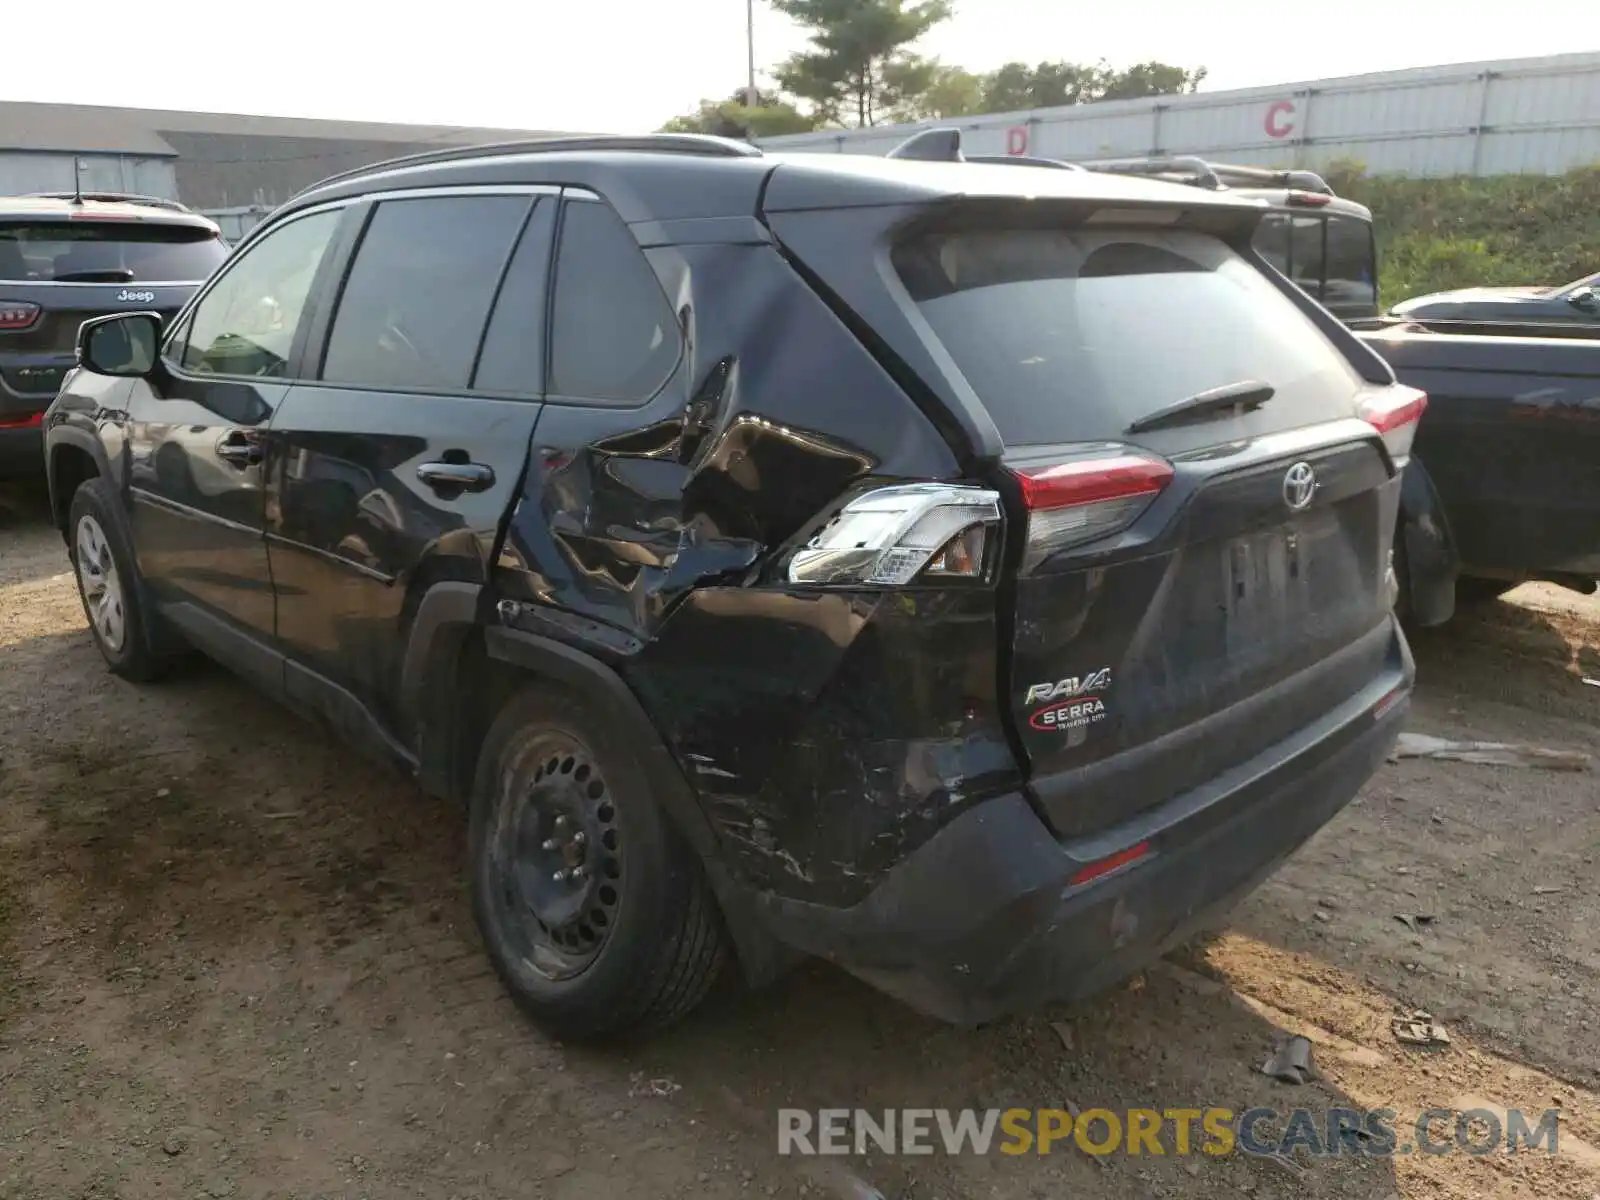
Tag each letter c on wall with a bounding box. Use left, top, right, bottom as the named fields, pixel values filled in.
left=1264, top=99, right=1295, bottom=139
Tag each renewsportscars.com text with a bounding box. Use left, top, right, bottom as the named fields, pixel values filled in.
left=777, top=1106, right=1561, bottom=1158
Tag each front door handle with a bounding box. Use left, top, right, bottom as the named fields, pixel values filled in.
left=416, top=460, right=495, bottom=493
left=215, top=429, right=262, bottom=467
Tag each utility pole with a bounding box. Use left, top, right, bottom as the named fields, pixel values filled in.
left=745, top=0, right=758, bottom=108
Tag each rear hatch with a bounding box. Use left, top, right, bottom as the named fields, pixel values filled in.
left=767, top=184, right=1415, bottom=837
left=0, top=215, right=226, bottom=409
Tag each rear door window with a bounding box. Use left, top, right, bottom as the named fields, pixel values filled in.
left=1322, top=214, right=1377, bottom=311
left=892, top=225, right=1363, bottom=447
left=320, top=195, right=531, bottom=392
left=1254, top=213, right=1291, bottom=276
left=473, top=198, right=556, bottom=395
left=0, top=221, right=228, bottom=282
left=1287, top=215, right=1326, bottom=299
left=548, top=198, right=681, bottom=404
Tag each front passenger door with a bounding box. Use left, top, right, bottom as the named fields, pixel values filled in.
left=128, top=207, right=346, bottom=669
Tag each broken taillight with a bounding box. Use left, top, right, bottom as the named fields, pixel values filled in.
left=787, top=483, right=1002, bottom=587
left=1009, top=452, right=1175, bottom=572
left=1359, top=386, right=1427, bottom=463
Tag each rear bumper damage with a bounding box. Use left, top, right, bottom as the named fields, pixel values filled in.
left=754, top=623, right=1412, bottom=1025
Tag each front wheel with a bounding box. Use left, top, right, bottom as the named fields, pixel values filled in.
left=468, top=685, right=729, bottom=1040
left=67, top=477, right=172, bottom=681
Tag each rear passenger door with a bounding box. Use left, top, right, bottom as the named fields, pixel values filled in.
left=261, top=187, right=556, bottom=739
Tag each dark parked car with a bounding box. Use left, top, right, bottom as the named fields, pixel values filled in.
left=1389, top=270, right=1600, bottom=337
left=1075, top=156, right=1380, bottom=323
left=938, top=140, right=1381, bottom=323
left=0, top=193, right=228, bottom=476
left=44, top=133, right=1418, bottom=1039
left=1360, top=328, right=1600, bottom=613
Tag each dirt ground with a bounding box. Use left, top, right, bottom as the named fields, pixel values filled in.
left=3, top=477, right=1598, bottom=1200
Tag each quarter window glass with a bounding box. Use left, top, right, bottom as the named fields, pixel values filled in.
left=321, top=195, right=530, bottom=391
left=549, top=199, right=680, bottom=404
left=176, top=210, right=340, bottom=378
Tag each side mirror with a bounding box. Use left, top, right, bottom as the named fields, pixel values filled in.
left=77, top=312, right=162, bottom=377
left=1567, top=287, right=1598, bottom=313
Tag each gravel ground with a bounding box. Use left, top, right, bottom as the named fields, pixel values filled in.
left=3, top=477, right=1598, bottom=1200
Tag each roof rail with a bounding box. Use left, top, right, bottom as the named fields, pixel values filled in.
left=26, top=190, right=194, bottom=212
left=304, top=133, right=763, bottom=193
left=1076, top=156, right=1336, bottom=196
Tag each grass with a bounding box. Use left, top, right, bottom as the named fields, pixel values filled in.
left=1318, top=161, right=1600, bottom=307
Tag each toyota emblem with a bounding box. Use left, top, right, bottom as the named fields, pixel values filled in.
left=1282, top=461, right=1317, bottom=511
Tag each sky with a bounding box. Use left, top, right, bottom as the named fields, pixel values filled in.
left=9, top=1, right=1597, bottom=133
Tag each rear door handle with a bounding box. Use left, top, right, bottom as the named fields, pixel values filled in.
left=416, top=460, right=495, bottom=493
left=215, top=429, right=262, bottom=466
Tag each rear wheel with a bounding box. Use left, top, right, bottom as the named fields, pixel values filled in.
left=469, top=685, right=728, bottom=1039
left=67, top=477, right=173, bottom=681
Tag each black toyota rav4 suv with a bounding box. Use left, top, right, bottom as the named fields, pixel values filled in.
left=44, top=134, right=1419, bottom=1038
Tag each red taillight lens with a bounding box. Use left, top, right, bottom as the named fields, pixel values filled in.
left=1285, top=190, right=1332, bottom=207
left=1360, top=386, right=1427, bottom=462
left=0, top=302, right=40, bottom=331
left=1009, top=453, right=1175, bottom=571
left=0, top=411, right=43, bottom=429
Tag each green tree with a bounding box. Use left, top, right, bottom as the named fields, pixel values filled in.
left=659, top=88, right=817, bottom=138
left=1098, top=60, right=1207, bottom=101
left=977, top=59, right=1205, bottom=113
left=772, top=0, right=954, bottom=127
left=890, top=62, right=984, bottom=121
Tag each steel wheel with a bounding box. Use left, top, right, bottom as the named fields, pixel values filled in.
left=487, top=730, right=625, bottom=982
left=75, top=513, right=127, bottom=654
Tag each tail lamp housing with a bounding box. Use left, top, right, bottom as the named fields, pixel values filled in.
left=1009, top=451, right=1175, bottom=572
left=0, top=302, right=40, bottom=331
left=1359, top=385, right=1427, bottom=464
left=787, top=483, right=1001, bottom=587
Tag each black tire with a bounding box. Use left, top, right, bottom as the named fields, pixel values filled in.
left=468, top=684, right=728, bottom=1040
left=1455, top=576, right=1519, bottom=607
left=67, top=477, right=173, bottom=682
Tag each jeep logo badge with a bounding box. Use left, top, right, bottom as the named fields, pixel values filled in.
left=116, top=289, right=156, bottom=304
left=1283, top=461, right=1317, bottom=511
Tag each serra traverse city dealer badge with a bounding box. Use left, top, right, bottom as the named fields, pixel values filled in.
left=1024, top=668, right=1113, bottom=732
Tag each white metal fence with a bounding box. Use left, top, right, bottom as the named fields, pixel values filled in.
left=757, top=51, right=1600, bottom=176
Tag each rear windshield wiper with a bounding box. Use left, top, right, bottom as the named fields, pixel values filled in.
left=53, top=269, right=136, bottom=283
left=1125, top=380, right=1275, bottom=435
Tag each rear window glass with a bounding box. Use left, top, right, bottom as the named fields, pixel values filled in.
left=0, top=221, right=227, bottom=283
left=892, top=226, right=1363, bottom=446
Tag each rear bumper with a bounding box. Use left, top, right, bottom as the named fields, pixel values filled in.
left=755, top=622, right=1412, bottom=1024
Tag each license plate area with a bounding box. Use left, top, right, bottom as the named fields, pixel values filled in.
left=1223, top=519, right=1323, bottom=644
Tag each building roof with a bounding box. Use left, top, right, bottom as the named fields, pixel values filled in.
left=0, top=100, right=562, bottom=157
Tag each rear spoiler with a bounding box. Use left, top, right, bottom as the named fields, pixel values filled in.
left=887, top=127, right=1085, bottom=171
